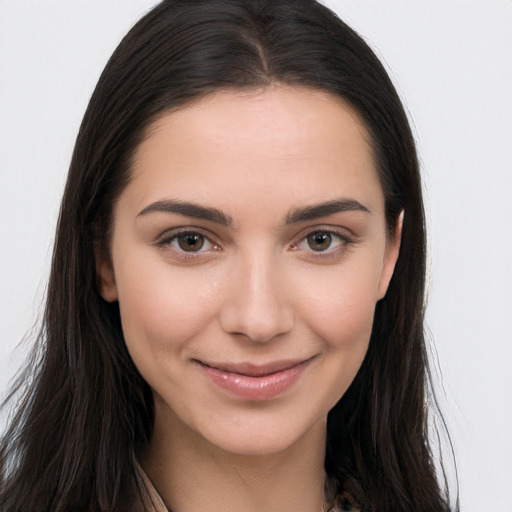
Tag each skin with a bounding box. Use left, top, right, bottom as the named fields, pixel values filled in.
left=98, top=85, right=401, bottom=512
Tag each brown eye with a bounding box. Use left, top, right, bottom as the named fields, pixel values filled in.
left=177, top=233, right=205, bottom=252
left=307, top=232, right=333, bottom=251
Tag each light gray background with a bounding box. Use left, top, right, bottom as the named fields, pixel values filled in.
left=1, top=1, right=511, bottom=510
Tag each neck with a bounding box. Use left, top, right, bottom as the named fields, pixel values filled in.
left=141, top=401, right=329, bottom=512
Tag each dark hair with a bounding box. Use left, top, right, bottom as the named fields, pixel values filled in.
left=1, top=1, right=456, bottom=510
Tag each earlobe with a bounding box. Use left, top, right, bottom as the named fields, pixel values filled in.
left=377, top=210, right=403, bottom=300
left=95, top=247, right=118, bottom=302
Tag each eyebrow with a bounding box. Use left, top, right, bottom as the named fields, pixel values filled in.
left=137, top=200, right=232, bottom=226
left=285, top=199, right=370, bottom=224
left=137, top=197, right=369, bottom=227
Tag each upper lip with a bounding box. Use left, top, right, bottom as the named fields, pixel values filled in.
left=197, top=357, right=315, bottom=377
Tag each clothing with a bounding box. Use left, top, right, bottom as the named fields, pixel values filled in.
left=138, top=462, right=168, bottom=512
left=136, top=463, right=361, bottom=512
left=336, top=491, right=362, bottom=511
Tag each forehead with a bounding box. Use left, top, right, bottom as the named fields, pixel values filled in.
left=124, top=85, right=383, bottom=219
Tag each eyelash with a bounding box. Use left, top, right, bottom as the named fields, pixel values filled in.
left=155, top=228, right=220, bottom=261
left=154, top=227, right=354, bottom=262
left=291, top=229, right=354, bottom=261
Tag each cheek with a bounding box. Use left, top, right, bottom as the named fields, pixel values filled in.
left=295, top=260, right=381, bottom=352
left=286, top=273, right=377, bottom=419
left=299, top=269, right=379, bottom=408
left=113, top=253, right=222, bottom=366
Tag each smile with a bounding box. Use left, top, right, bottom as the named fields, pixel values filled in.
left=196, top=357, right=316, bottom=401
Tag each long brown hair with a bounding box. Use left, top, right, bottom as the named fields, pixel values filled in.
left=1, top=1, right=456, bottom=510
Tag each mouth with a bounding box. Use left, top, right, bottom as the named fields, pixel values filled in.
left=195, top=356, right=316, bottom=401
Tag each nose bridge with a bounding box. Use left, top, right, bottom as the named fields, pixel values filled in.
left=220, top=246, right=294, bottom=343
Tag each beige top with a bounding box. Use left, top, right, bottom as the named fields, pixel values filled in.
left=136, top=463, right=361, bottom=512
left=137, top=462, right=168, bottom=512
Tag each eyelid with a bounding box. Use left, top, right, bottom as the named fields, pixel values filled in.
left=291, top=224, right=354, bottom=244
left=154, top=226, right=221, bottom=259
left=153, top=224, right=355, bottom=262
left=290, top=225, right=355, bottom=258
left=155, top=226, right=215, bottom=243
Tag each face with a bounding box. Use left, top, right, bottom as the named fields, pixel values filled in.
left=98, top=86, right=401, bottom=456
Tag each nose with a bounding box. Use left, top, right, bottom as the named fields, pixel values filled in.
left=219, top=252, right=294, bottom=343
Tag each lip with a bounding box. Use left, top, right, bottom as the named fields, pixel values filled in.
left=196, top=357, right=315, bottom=401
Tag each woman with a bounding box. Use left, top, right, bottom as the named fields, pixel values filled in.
left=0, top=1, right=456, bottom=511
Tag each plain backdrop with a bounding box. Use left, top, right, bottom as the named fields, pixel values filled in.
left=1, top=1, right=511, bottom=510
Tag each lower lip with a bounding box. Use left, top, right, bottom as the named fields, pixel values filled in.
left=199, top=360, right=312, bottom=401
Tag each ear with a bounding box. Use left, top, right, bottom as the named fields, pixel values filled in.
left=377, top=210, right=403, bottom=300
left=95, top=246, right=118, bottom=302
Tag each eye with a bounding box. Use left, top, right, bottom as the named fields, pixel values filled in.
left=291, top=229, right=352, bottom=258
left=156, top=229, right=219, bottom=257
left=174, top=232, right=208, bottom=252
left=306, top=231, right=334, bottom=252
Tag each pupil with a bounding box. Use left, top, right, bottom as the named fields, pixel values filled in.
left=178, top=233, right=204, bottom=252
left=308, top=232, right=332, bottom=251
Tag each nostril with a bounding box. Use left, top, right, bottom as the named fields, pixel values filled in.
left=219, top=295, right=294, bottom=343
left=218, top=257, right=294, bottom=342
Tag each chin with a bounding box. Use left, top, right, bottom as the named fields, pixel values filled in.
left=189, top=407, right=328, bottom=458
